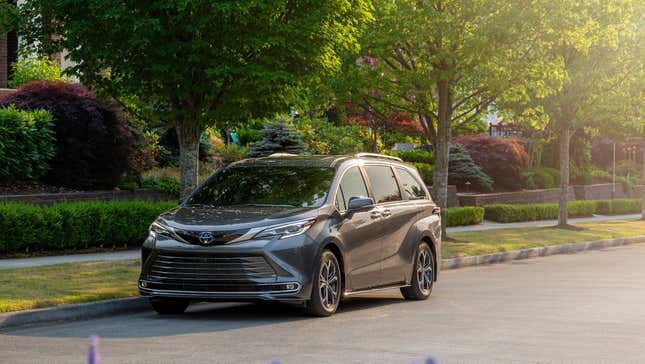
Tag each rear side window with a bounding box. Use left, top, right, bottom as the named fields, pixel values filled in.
left=364, top=165, right=402, bottom=204
left=396, top=168, right=427, bottom=200
left=336, top=167, right=369, bottom=211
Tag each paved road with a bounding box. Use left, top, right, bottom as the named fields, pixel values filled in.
left=1, top=214, right=640, bottom=269
left=3, top=244, right=645, bottom=363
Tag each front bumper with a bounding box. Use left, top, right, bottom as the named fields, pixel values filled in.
left=138, top=231, right=318, bottom=302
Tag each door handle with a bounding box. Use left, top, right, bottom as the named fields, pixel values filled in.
left=370, top=211, right=381, bottom=219
left=432, top=206, right=441, bottom=215
left=381, top=209, right=392, bottom=218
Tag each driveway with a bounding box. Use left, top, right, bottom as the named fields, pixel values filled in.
left=2, top=243, right=645, bottom=363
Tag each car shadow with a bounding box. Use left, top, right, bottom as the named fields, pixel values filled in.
left=3, top=295, right=407, bottom=339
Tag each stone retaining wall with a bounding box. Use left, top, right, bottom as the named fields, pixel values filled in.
left=0, top=189, right=176, bottom=205
left=458, top=187, right=575, bottom=207
left=572, top=183, right=628, bottom=200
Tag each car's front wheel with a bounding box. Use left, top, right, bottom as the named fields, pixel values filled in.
left=306, top=250, right=341, bottom=317
left=401, top=243, right=434, bottom=300
left=149, top=297, right=190, bottom=315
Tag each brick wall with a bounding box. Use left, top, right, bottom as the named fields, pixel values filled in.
left=0, top=189, right=177, bottom=205
left=458, top=187, right=575, bottom=207
left=572, top=183, right=627, bottom=200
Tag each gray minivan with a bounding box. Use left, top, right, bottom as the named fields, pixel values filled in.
left=139, top=153, right=441, bottom=316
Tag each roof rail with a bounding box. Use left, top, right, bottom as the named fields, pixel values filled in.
left=267, top=153, right=299, bottom=157
left=354, top=152, right=402, bottom=162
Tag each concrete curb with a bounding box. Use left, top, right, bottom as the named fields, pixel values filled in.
left=2, top=235, right=644, bottom=330
left=0, top=296, right=149, bottom=331
left=441, top=235, right=645, bottom=270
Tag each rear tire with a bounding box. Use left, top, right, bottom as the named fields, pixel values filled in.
left=150, top=297, right=190, bottom=315
left=306, top=250, right=341, bottom=317
left=401, top=242, right=434, bottom=300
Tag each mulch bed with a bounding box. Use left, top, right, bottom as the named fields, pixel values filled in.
left=0, top=181, right=79, bottom=195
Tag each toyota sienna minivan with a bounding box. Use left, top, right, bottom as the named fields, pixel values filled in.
left=139, top=153, right=442, bottom=316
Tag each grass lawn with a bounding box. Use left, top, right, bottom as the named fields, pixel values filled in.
left=444, top=219, right=645, bottom=258
left=0, top=260, right=140, bottom=313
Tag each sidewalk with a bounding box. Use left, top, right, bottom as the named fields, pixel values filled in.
left=0, top=213, right=640, bottom=269
left=447, top=213, right=641, bottom=233
left=0, top=250, right=139, bottom=269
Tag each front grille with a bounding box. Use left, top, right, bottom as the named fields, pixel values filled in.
left=145, top=253, right=277, bottom=291
left=172, top=230, right=244, bottom=246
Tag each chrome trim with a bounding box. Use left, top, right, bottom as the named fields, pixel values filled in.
left=354, top=153, right=403, bottom=162
left=139, top=282, right=301, bottom=296
left=343, top=284, right=410, bottom=297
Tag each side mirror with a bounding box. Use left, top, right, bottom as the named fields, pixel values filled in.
left=347, top=197, right=374, bottom=211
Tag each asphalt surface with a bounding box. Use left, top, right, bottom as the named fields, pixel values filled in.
left=3, top=243, right=645, bottom=363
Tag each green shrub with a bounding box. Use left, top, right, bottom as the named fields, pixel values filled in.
left=411, top=163, right=433, bottom=185
left=446, top=207, right=484, bottom=227
left=295, top=117, right=374, bottom=155
left=484, top=201, right=597, bottom=223
left=596, top=199, right=641, bottom=215
left=8, top=56, right=72, bottom=88
left=395, top=149, right=434, bottom=164
left=523, top=167, right=560, bottom=189
left=221, top=143, right=249, bottom=164
left=0, top=106, right=55, bottom=180
left=0, top=200, right=176, bottom=255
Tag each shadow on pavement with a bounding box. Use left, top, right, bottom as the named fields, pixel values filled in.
left=2, top=295, right=406, bottom=339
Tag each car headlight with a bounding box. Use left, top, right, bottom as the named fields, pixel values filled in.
left=150, top=221, right=172, bottom=236
left=255, top=219, right=316, bottom=240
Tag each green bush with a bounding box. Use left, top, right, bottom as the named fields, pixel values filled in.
left=0, top=200, right=176, bottom=255
left=446, top=207, right=484, bottom=227
left=523, top=167, right=560, bottom=189
left=596, top=199, right=641, bottom=215
left=294, top=117, right=374, bottom=155
left=0, top=106, right=55, bottom=180
left=8, top=56, right=72, bottom=88
left=395, top=149, right=434, bottom=164
left=221, top=143, right=249, bottom=164
left=484, top=201, right=597, bottom=223
left=141, top=176, right=180, bottom=197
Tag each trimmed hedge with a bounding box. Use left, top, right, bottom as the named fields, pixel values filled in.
left=446, top=207, right=485, bottom=227
left=0, top=201, right=176, bottom=255
left=484, top=201, right=597, bottom=223
left=596, top=199, right=641, bottom=215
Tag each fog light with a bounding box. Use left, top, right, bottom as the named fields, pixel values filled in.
left=285, top=283, right=296, bottom=290
left=139, top=281, right=147, bottom=288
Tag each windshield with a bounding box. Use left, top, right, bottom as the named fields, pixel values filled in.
left=185, top=165, right=335, bottom=208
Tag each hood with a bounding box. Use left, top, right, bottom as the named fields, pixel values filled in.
left=158, top=205, right=321, bottom=231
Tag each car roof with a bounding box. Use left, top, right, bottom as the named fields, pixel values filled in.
left=231, top=153, right=410, bottom=169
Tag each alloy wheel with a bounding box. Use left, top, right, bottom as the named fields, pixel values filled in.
left=319, top=257, right=340, bottom=310
left=417, top=249, right=433, bottom=294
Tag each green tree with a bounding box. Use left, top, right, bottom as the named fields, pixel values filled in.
left=248, top=117, right=305, bottom=157
left=8, top=56, right=71, bottom=88
left=339, top=0, right=559, bottom=234
left=17, top=0, right=371, bottom=197
left=500, top=0, right=643, bottom=227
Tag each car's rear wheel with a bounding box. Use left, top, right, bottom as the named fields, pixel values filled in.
left=401, top=242, right=434, bottom=300
left=306, top=250, right=341, bottom=317
left=149, top=297, right=190, bottom=315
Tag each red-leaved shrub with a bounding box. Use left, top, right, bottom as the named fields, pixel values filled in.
left=0, top=81, right=135, bottom=189
left=454, top=135, right=529, bottom=191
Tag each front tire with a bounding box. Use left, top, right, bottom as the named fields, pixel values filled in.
left=306, top=250, right=341, bottom=317
left=150, top=297, right=190, bottom=315
left=401, top=243, right=434, bottom=300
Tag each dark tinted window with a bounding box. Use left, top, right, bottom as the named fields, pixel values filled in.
left=397, top=168, right=427, bottom=200
left=186, top=166, right=334, bottom=208
left=336, top=167, right=369, bottom=211
left=364, top=165, right=401, bottom=204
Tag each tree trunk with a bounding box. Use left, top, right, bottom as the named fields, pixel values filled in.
left=176, top=123, right=201, bottom=200
left=558, top=126, right=571, bottom=227
left=433, top=80, right=452, bottom=238
left=641, top=139, right=645, bottom=220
